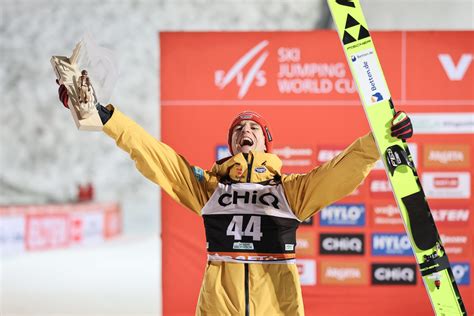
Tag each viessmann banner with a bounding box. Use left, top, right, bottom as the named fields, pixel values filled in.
left=160, top=31, right=473, bottom=315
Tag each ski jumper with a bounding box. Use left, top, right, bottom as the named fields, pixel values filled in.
left=103, top=107, right=380, bottom=316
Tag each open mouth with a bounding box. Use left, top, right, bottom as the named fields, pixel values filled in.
left=240, top=138, right=254, bottom=146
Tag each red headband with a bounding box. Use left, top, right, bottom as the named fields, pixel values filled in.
left=228, top=111, right=273, bottom=155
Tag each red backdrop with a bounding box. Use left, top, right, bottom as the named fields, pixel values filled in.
left=160, top=31, right=473, bottom=315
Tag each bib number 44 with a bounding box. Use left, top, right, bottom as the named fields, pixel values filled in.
left=226, top=216, right=263, bottom=241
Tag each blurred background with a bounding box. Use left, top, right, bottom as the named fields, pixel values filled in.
left=1, top=0, right=472, bottom=315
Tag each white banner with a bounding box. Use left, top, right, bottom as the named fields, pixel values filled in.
left=410, top=113, right=474, bottom=134
left=422, top=172, right=471, bottom=199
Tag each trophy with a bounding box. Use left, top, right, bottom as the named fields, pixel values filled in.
left=51, top=35, right=118, bottom=131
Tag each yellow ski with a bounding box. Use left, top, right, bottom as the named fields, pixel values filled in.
left=327, top=0, right=467, bottom=315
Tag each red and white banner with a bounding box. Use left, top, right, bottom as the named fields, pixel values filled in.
left=0, top=203, right=121, bottom=255
left=160, top=31, right=473, bottom=316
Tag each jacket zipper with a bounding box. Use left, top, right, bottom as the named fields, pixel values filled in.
left=245, top=263, right=250, bottom=316
left=246, top=155, right=254, bottom=182
left=245, top=154, right=253, bottom=316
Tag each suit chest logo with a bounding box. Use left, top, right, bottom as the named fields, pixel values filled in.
left=218, top=190, right=280, bottom=209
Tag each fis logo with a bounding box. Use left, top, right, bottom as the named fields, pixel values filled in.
left=451, top=263, right=470, bottom=285
left=372, top=233, right=413, bottom=256
left=371, top=263, right=417, bottom=285
left=319, top=204, right=365, bottom=227
left=214, top=40, right=269, bottom=99
left=320, top=233, right=364, bottom=255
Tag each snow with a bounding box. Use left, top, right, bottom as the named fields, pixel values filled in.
left=1, top=235, right=161, bottom=315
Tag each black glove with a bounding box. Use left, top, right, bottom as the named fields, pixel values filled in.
left=56, top=80, right=112, bottom=124
left=391, top=111, right=413, bottom=140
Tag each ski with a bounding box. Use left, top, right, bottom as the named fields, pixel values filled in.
left=327, top=1, right=467, bottom=315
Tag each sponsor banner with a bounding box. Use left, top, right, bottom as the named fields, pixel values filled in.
left=370, top=203, right=404, bottom=228
left=406, top=32, right=473, bottom=100
left=319, top=233, right=364, bottom=255
left=320, top=261, right=368, bottom=285
left=1, top=203, right=121, bottom=253
left=409, top=113, right=474, bottom=134
left=70, top=212, right=105, bottom=246
left=104, top=210, right=122, bottom=238
left=440, top=233, right=471, bottom=257
left=371, top=263, right=417, bottom=285
left=319, top=204, right=365, bottom=227
left=316, top=146, right=344, bottom=164
left=451, top=263, right=470, bottom=286
left=372, top=233, right=413, bottom=256
left=161, top=31, right=474, bottom=316
left=0, top=216, right=25, bottom=255
left=296, top=230, right=316, bottom=257
left=349, top=48, right=391, bottom=106
left=430, top=203, right=471, bottom=228
left=369, top=174, right=394, bottom=199
left=161, top=32, right=362, bottom=102
left=422, top=172, right=471, bottom=199
left=423, top=144, right=471, bottom=169
left=273, top=145, right=317, bottom=173
left=297, top=259, right=317, bottom=286
left=25, top=214, right=69, bottom=250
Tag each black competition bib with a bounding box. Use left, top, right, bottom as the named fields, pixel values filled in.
left=201, top=183, right=300, bottom=263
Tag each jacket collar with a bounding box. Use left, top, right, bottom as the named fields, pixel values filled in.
left=211, top=151, right=282, bottom=183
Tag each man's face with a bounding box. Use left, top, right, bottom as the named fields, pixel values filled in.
left=231, top=120, right=266, bottom=154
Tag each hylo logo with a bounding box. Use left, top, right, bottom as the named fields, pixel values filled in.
left=451, top=263, right=470, bottom=285
left=320, top=204, right=365, bottom=226
left=214, top=40, right=269, bottom=99
left=372, top=234, right=412, bottom=256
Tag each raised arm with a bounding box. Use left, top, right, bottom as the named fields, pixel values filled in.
left=102, top=106, right=216, bottom=214
left=282, top=132, right=380, bottom=221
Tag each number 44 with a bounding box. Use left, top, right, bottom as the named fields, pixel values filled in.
left=226, top=216, right=263, bottom=241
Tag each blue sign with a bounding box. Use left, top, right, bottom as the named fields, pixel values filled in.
left=216, top=145, right=231, bottom=161
left=371, top=233, right=413, bottom=256
left=451, top=263, right=470, bottom=285
left=319, top=204, right=365, bottom=227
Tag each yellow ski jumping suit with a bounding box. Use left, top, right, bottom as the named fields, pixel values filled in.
left=103, top=107, right=380, bottom=316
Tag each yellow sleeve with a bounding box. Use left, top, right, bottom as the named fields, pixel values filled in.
left=102, top=106, right=214, bottom=215
left=282, top=132, right=380, bottom=221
